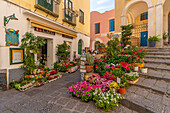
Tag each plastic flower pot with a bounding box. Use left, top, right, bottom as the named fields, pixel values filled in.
left=149, top=41, right=156, bottom=47
left=134, top=66, right=139, bottom=72
left=119, top=86, right=125, bottom=94
left=141, top=68, right=148, bottom=74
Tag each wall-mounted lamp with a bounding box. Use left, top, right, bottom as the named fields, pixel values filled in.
left=4, top=13, right=18, bottom=26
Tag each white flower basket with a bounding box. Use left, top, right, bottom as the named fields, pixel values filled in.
left=134, top=66, right=139, bottom=72
left=141, top=68, right=148, bottom=74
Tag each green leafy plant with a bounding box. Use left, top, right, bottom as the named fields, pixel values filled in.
left=148, top=35, right=160, bottom=42
left=85, top=53, right=94, bottom=66
left=56, top=42, right=70, bottom=62
left=107, top=37, right=121, bottom=59
left=121, top=24, right=134, bottom=47
left=20, top=32, right=46, bottom=75
left=163, top=33, right=168, bottom=40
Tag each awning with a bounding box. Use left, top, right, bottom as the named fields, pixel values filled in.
left=27, top=18, right=77, bottom=38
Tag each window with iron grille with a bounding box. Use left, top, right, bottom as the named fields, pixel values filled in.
left=140, top=12, right=148, bottom=21
left=79, top=9, right=84, bottom=24
left=109, top=19, right=115, bottom=32
left=64, top=0, right=73, bottom=22
left=38, top=0, right=53, bottom=12
left=95, top=23, right=100, bottom=34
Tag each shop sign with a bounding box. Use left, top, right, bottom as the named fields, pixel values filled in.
left=34, top=27, right=55, bottom=35
left=5, top=28, right=19, bottom=46
left=10, top=48, right=24, bottom=65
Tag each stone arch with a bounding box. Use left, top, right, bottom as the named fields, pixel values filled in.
left=91, top=38, right=103, bottom=50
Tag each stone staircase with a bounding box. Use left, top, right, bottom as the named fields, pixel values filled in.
left=121, top=47, right=170, bottom=113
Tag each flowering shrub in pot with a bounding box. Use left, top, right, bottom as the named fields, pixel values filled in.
left=93, top=89, right=122, bottom=112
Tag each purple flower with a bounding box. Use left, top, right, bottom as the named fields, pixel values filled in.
left=87, top=93, right=90, bottom=96
left=73, top=92, right=76, bottom=94
left=77, top=94, right=80, bottom=97
left=81, top=93, right=83, bottom=95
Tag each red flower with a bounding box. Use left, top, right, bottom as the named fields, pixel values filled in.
left=125, top=71, right=127, bottom=73
left=95, top=66, right=98, bottom=68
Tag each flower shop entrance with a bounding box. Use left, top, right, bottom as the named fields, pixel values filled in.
left=38, top=38, right=53, bottom=68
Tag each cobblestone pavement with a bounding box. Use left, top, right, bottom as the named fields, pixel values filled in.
left=0, top=71, right=136, bottom=113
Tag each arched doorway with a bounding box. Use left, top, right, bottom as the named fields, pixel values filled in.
left=95, top=41, right=100, bottom=50
left=121, top=1, right=149, bottom=47
left=78, top=40, right=82, bottom=55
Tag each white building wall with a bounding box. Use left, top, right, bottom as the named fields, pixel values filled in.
left=0, top=0, right=90, bottom=70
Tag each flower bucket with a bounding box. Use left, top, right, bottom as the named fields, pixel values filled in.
left=135, top=63, right=144, bottom=70
left=134, top=66, right=139, bottom=72
left=119, top=88, right=125, bottom=94
left=149, top=41, right=156, bottom=47
left=141, top=68, right=148, bottom=74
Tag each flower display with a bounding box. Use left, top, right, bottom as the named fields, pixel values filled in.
left=109, top=81, right=119, bottom=91
left=93, top=89, right=123, bottom=111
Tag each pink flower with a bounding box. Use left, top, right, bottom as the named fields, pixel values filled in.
left=87, top=93, right=90, bottom=96
left=95, top=66, right=98, bottom=68
left=68, top=86, right=73, bottom=92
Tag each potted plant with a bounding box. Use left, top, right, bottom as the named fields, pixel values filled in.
left=97, top=43, right=106, bottom=52
left=85, top=53, right=94, bottom=73
left=119, top=85, right=125, bottom=94
left=163, top=33, right=168, bottom=45
left=148, top=35, right=160, bottom=47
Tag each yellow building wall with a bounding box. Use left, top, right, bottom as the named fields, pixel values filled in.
left=10, top=0, right=90, bottom=36
left=115, top=0, right=157, bottom=35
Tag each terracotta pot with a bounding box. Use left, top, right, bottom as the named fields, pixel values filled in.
left=119, top=88, right=125, bottom=94
left=86, top=65, right=94, bottom=73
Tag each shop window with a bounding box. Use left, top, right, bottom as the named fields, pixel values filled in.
left=140, top=12, right=148, bottom=21
left=79, top=9, right=84, bottom=24
left=95, top=23, right=100, bottom=34
left=109, top=19, right=115, bottom=32
left=38, top=0, right=53, bottom=12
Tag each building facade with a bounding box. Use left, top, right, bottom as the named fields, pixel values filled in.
left=0, top=0, right=90, bottom=83
left=90, top=9, right=115, bottom=50
left=115, top=0, right=170, bottom=47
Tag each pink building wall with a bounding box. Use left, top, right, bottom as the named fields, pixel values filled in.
left=90, top=9, right=115, bottom=50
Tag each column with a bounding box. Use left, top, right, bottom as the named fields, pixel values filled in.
left=148, top=6, right=154, bottom=37
left=155, top=3, right=163, bottom=47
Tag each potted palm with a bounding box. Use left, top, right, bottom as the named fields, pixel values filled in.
left=148, top=35, right=160, bottom=47
left=85, top=53, right=94, bottom=73
left=97, top=43, right=106, bottom=52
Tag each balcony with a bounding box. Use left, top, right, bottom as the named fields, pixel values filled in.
left=34, top=0, right=60, bottom=18
left=62, top=8, right=77, bottom=26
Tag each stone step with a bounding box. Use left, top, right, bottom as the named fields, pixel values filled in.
left=146, top=49, right=170, bottom=52
left=144, top=59, right=170, bottom=65
left=146, top=52, right=170, bottom=56
left=121, top=86, right=170, bottom=113
left=133, top=77, right=170, bottom=96
left=144, top=63, right=170, bottom=72
left=140, top=73, right=170, bottom=82
left=145, top=55, right=170, bottom=59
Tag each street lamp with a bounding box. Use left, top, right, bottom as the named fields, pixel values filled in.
left=4, top=13, right=18, bottom=26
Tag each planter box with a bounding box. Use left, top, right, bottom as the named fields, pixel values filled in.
left=127, top=78, right=139, bottom=84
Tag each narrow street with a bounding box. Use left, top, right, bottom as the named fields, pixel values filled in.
left=0, top=71, right=135, bottom=113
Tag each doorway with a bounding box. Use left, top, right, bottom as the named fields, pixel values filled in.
left=38, top=39, right=53, bottom=68
left=140, top=31, right=148, bottom=46
left=78, top=40, right=82, bottom=55
left=95, top=41, right=100, bottom=50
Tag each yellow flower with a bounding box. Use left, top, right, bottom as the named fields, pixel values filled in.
left=109, top=81, right=118, bottom=90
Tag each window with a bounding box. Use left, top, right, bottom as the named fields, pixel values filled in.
left=140, top=12, right=148, bottom=21
left=64, top=0, right=73, bottom=22
left=109, top=19, right=115, bottom=32
left=38, top=0, right=53, bottom=11
left=79, top=9, right=84, bottom=24
left=95, top=23, right=100, bottom=34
